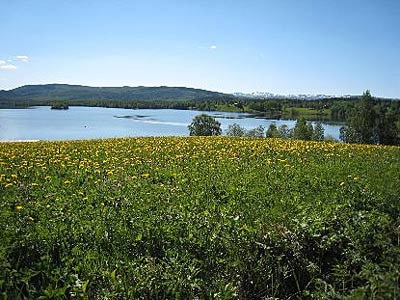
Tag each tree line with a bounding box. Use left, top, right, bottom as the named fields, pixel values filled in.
left=188, top=114, right=327, bottom=141
left=339, top=90, right=400, bottom=145
left=189, top=91, right=400, bottom=146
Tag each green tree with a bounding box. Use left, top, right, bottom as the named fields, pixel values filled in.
left=226, top=123, right=246, bottom=137
left=376, top=106, right=400, bottom=145
left=266, top=123, right=280, bottom=138
left=344, top=90, right=378, bottom=144
left=245, top=125, right=265, bottom=138
left=293, top=118, right=313, bottom=140
left=278, top=125, right=292, bottom=139
left=340, top=126, right=362, bottom=143
left=188, top=114, right=222, bottom=136
left=312, top=121, right=325, bottom=141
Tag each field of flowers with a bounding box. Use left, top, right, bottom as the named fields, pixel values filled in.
left=1, top=137, right=399, bottom=299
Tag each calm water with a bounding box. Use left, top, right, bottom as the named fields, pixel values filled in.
left=0, top=106, right=342, bottom=141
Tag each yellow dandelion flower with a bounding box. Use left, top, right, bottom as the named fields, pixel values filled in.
left=16, top=205, right=23, bottom=211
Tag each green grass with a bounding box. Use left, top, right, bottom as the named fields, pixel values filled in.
left=282, top=107, right=331, bottom=120
left=1, top=137, right=399, bottom=299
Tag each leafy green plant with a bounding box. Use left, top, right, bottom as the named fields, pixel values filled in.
left=0, top=137, right=399, bottom=298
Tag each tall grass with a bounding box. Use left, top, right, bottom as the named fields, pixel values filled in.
left=1, top=137, right=399, bottom=299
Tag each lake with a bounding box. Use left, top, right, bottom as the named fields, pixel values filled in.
left=0, top=106, right=342, bottom=141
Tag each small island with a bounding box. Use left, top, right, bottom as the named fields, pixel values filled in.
left=50, top=104, right=69, bottom=110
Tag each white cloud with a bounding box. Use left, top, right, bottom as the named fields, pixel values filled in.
left=16, top=55, right=29, bottom=62
left=209, top=45, right=217, bottom=50
left=0, top=60, right=6, bottom=65
left=0, top=64, right=17, bottom=70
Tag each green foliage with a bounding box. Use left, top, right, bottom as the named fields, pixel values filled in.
left=50, top=103, right=69, bottom=110
left=312, top=121, right=325, bottom=141
left=278, top=124, right=293, bottom=139
left=225, top=123, right=265, bottom=138
left=1, top=84, right=230, bottom=102
left=245, top=125, right=265, bottom=138
left=1, top=135, right=400, bottom=298
left=225, top=123, right=246, bottom=137
left=188, top=114, right=222, bottom=136
left=346, top=90, right=378, bottom=144
left=266, top=123, right=280, bottom=138
left=342, top=90, right=400, bottom=145
left=340, top=126, right=362, bottom=143
left=293, top=118, right=313, bottom=140
left=227, top=120, right=324, bottom=142
left=376, top=104, right=400, bottom=145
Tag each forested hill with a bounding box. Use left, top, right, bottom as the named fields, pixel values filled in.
left=0, top=84, right=232, bottom=103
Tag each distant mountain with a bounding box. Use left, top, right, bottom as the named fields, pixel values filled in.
left=233, top=91, right=355, bottom=100
left=234, top=91, right=400, bottom=101
left=0, top=84, right=232, bottom=103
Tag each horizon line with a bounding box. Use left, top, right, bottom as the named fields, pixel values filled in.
left=1, top=83, right=398, bottom=100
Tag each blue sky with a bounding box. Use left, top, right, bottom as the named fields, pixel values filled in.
left=1, top=0, right=399, bottom=98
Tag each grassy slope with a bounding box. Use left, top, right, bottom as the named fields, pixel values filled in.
left=1, top=137, right=399, bottom=299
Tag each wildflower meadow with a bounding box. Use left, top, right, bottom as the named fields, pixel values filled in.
left=1, top=137, right=399, bottom=298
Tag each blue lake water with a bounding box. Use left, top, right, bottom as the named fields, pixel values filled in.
left=0, top=106, right=342, bottom=141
